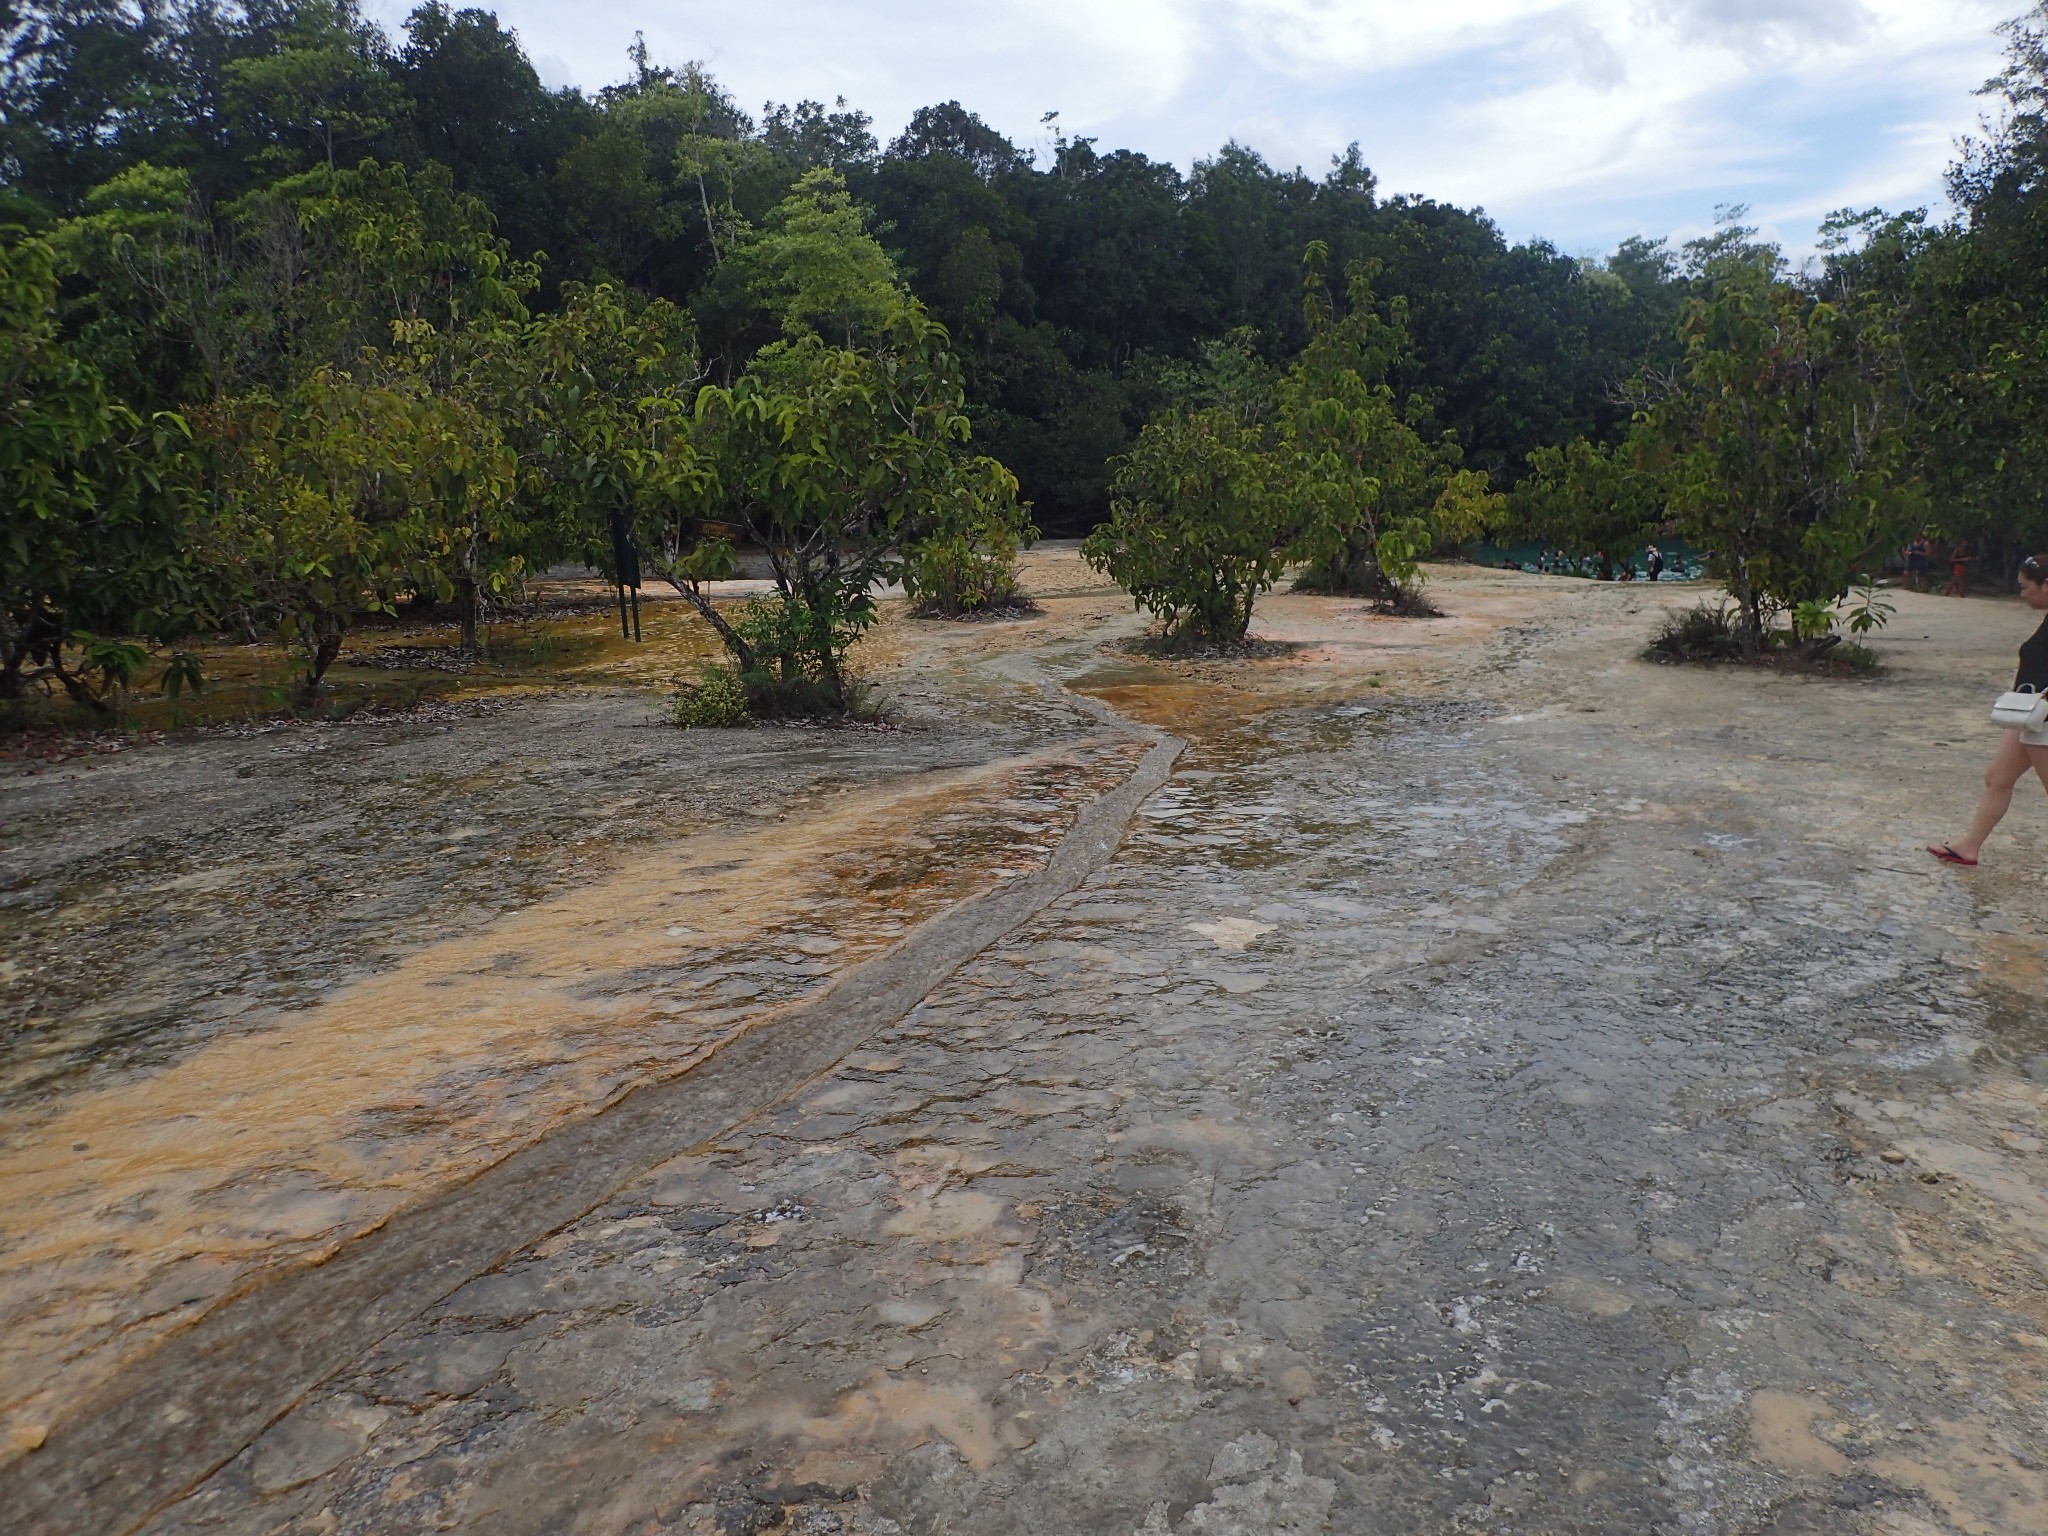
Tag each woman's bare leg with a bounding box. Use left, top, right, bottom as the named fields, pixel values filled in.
left=2028, top=743, right=2048, bottom=798
left=1949, top=731, right=2032, bottom=860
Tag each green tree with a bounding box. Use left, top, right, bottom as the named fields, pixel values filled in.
left=1083, top=406, right=1294, bottom=644
left=717, top=168, right=904, bottom=344
left=636, top=169, right=1008, bottom=712
left=198, top=363, right=505, bottom=700
left=678, top=307, right=979, bottom=710
left=504, top=279, right=710, bottom=587
left=1509, top=436, right=1658, bottom=569
left=188, top=155, right=542, bottom=676
left=1632, top=235, right=1920, bottom=650
left=0, top=0, right=174, bottom=217
left=383, top=320, right=521, bottom=650
left=0, top=232, right=202, bottom=708
left=759, top=97, right=879, bottom=174
left=394, top=2, right=588, bottom=265
left=1282, top=245, right=1500, bottom=602
left=222, top=1, right=405, bottom=175
left=287, top=160, right=534, bottom=649
left=1835, top=6, right=2048, bottom=572
left=550, top=54, right=772, bottom=304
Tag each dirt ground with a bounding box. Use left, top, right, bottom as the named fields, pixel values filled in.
left=3, top=546, right=2047, bottom=1535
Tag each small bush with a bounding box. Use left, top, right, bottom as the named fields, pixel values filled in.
left=1125, top=632, right=1295, bottom=661
left=905, top=458, right=1037, bottom=618
left=1371, top=584, right=1444, bottom=618
left=905, top=533, right=1025, bottom=616
left=671, top=667, right=753, bottom=728
left=739, top=671, right=885, bottom=722
left=1647, top=601, right=1743, bottom=662
left=1291, top=563, right=1443, bottom=615
left=1646, top=600, right=1883, bottom=675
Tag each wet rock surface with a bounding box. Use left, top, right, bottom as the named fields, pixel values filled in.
left=7, top=560, right=2048, bottom=1533
left=0, top=688, right=1078, bottom=1103
left=148, top=658, right=2048, bottom=1530
left=0, top=661, right=1135, bottom=1472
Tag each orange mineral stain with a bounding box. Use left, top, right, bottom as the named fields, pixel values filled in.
left=0, top=742, right=1135, bottom=1461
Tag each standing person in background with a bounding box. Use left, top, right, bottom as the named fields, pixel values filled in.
left=1646, top=546, right=1664, bottom=582
left=1906, top=535, right=1931, bottom=592
left=1948, top=539, right=1973, bottom=597
left=1929, top=554, right=2048, bottom=865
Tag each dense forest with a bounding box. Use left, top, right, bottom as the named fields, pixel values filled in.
left=5, top=1, right=2048, bottom=708
left=1, top=1, right=1677, bottom=523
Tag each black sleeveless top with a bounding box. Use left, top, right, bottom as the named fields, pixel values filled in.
left=2018, top=616, right=2048, bottom=692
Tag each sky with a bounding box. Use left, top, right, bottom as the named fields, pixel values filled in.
left=364, top=0, right=2025, bottom=258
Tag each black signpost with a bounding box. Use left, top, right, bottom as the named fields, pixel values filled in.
left=608, top=507, right=642, bottom=642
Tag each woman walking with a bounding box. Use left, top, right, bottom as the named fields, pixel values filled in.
left=1929, top=554, right=2048, bottom=866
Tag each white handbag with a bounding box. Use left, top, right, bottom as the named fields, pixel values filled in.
left=1991, top=688, right=2048, bottom=731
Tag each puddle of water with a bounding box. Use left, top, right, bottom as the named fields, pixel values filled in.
left=1068, top=663, right=1177, bottom=693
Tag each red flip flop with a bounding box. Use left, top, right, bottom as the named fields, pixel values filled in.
left=1927, top=844, right=1978, bottom=866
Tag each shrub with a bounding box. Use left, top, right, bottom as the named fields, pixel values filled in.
left=1647, top=601, right=1744, bottom=662
left=1647, top=597, right=1884, bottom=674
left=671, top=667, right=752, bottom=728
left=745, top=673, right=884, bottom=721
left=1368, top=583, right=1445, bottom=618
left=650, top=293, right=996, bottom=717
left=724, top=595, right=857, bottom=715
left=906, top=533, right=1021, bottom=616
left=905, top=459, right=1036, bottom=617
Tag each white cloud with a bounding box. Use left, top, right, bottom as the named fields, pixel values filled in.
left=1649, top=0, right=1876, bottom=50
left=382, top=0, right=2018, bottom=253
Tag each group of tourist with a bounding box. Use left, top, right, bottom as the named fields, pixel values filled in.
left=1508, top=538, right=1981, bottom=594
left=1499, top=546, right=1681, bottom=581
left=1901, top=536, right=1977, bottom=597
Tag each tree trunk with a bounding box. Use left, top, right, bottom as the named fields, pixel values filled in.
left=296, top=625, right=345, bottom=709
left=820, top=651, right=847, bottom=713
left=660, top=572, right=757, bottom=674
left=0, top=637, right=24, bottom=701
left=50, top=654, right=110, bottom=713
left=1730, top=557, right=1764, bottom=658
left=459, top=576, right=481, bottom=653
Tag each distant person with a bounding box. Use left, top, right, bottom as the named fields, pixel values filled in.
left=1646, top=546, right=1664, bottom=581
left=1906, top=536, right=1931, bottom=593
left=1948, top=540, right=1973, bottom=598
left=1595, top=549, right=1613, bottom=581
left=1929, top=553, right=2048, bottom=866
